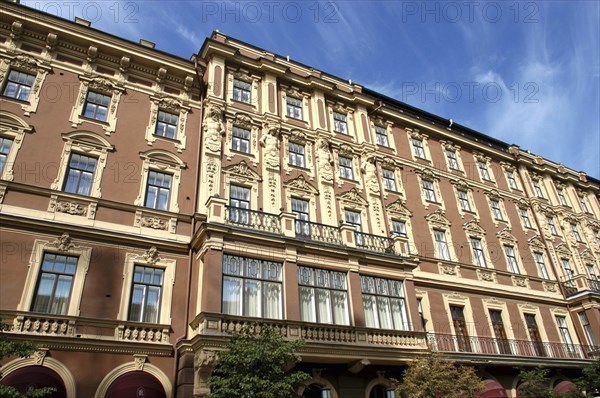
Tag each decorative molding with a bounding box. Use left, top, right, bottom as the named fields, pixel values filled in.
left=336, top=188, right=368, bottom=207
left=386, top=200, right=412, bottom=218
left=463, top=219, right=486, bottom=237
left=222, top=160, right=261, bottom=183
left=284, top=175, right=318, bottom=195
left=425, top=209, right=451, bottom=228
left=496, top=227, right=517, bottom=244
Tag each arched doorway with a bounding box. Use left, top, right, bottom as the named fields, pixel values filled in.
left=303, top=383, right=332, bottom=398
left=370, top=384, right=396, bottom=398
left=479, top=379, right=508, bottom=398
left=0, top=365, right=67, bottom=398
left=105, top=371, right=166, bottom=398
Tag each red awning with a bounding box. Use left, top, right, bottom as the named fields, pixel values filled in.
left=0, top=365, right=66, bottom=398
left=479, top=379, right=509, bottom=398
left=105, top=371, right=166, bottom=398
left=554, top=381, right=577, bottom=393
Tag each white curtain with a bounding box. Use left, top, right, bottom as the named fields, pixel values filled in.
left=377, top=297, right=393, bottom=329
left=363, top=295, right=378, bottom=328
left=263, top=282, right=282, bottom=319
left=316, top=289, right=332, bottom=323
left=243, top=279, right=261, bottom=317
left=223, top=276, right=242, bottom=316
left=332, top=291, right=349, bottom=325
left=299, top=287, right=316, bottom=322
left=391, top=298, right=409, bottom=331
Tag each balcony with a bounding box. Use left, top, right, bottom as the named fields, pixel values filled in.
left=562, top=277, right=600, bottom=297
left=355, top=231, right=395, bottom=254
left=295, top=220, right=343, bottom=245
left=428, top=333, right=599, bottom=360
left=224, top=206, right=281, bottom=234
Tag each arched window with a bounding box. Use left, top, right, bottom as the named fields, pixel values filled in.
left=303, top=384, right=332, bottom=398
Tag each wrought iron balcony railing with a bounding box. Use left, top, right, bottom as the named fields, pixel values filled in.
left=562, top=277, right=600, bottom=297
left=428, top=333, right=598, bottom=360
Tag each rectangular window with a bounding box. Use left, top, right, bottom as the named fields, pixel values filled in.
left=434, top=230, right=451, bottom=261
left=361, top=276, right=409, bottom=330
left=288, top=142, right=305, bottom=167
left=457, top=190, right=471, bottom=212
left=154, top=110, right=178, bottom=139
left=525, top=314, right=546, bottom=357
left=83, top=91, right=111, bottom=121
left=232, top=79, right=251, bottom=104
left=339, top=156, right=354, bottom=180
left=417, top=298, right=426, bottom=330
left=382, top=169, right=397, bottom=191
left=63, top=153, right=97, bottom=196
left=286, top=96, right=303, bottom=119
left=446, top=151, right=459, bottom=170
left=571, top=224, right=583, bottom=242
left=556, top=316, right=575, bottom=352
left=532, top=180, right=544, bottom=198
left=586, top=264, right=598, bottom=280
left=128, top=265, right=163, bottom=323
left=561, top=259, right=575, bottom=279
left=534, top=253, right=549, bottom=279
left=375, top=126, right=389, bottom=147
left=504, top=245, right=520, bottom=274
left=345, top=209, right=362, bottom=245
left=520, top=208, right=532, bottom=228
left=222, top=255, right=283, bottom=319
left=547, top=216, right=558, bottom=235
left=450, top=306, right=471, bottom=352
left=298, top=266, right=349, bottom=325
left=31, top=253, right=77, bottom=315
left=3, top=69, right=35, bottom=101
left=489, top=310, right=511, bottom=355
left=471, top=238, right=487, bottom=267
left=579, top=312, right=597, bottom=346
left=232, top=126, right=251, bottom=153
left=229, top=185, right=250, bottom=224
left=478, top=162, right=491, bottom=181
left=579, top=195, right=589, bottom=213
left=144, top=171, right=172, bottom=211
left=557, top=188, right=569, bottom=206
left=292, top=198, right=310, bottom=237
left=490, top=199, right=503, bottom=220
left=0, top=137, right=14, bottom=174
left=391, top=220, right=407, bottom=238
left=333, top=112, right=348, bottom=134
left=506, top=171, right=518, bottom=189
left=412, top=139, right=426, bottom=158
left=422, top=180, right=436, bottom=202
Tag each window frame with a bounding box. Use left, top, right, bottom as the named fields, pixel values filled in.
left=457, top=190, right=472, bottom=212
left=412, top=138, right=426, bottom=159
left=546, top=216, right=558, bottom=235
left=375, top=126, right=389, bottom=147
left=286, top=96, right=303, bottom=120
left=532, top=179, right=544, bottom=198
left=490, top=199, right=503, bottom=221
left=134, top=150, right=185, bottom=213
left=232, top=78, right=252, bottom=104
left=382, top=168, right=397, bottom=192
left=144, top=170, right=173, bottom=211
left=127, top=265, right=164, bottom=323
left=360, top=275, right=410, bottom=331
left=578, top=195, right=590, bottom=213
left=82, top=90, right=111, bottom=122
left=154, top=110, right=179, bottom=140
left=470, top=238, right=487, bottom=268
left=556, top=187, right=569, bottom=206
left=478, top=161, right=492, bottom=181
left=520, top=208, right=533, bottom=229
left=422, top=179, right=437, bottom=202
left=579, top=312, right=597, bottom=346
left=391, top=220, right=408, bottom=238
left=503, top=245, right=520, bottom=274
left=534, top=252, right=550, bottom=279
left=298, top=266, right=350, bottom=325
left=30, top=252, right=79, bottom=315
left=2, top=69, right=35, bottom=101
left=333, top=111, right=348, bottom=135
left=571, top=224, right=583, bottom=242
left=338, top=156, right=354, bottom=180
left=288, top=141, right=306, bottom=168
left=292, top=197, right=310, bottom=237
left=231, top=126, right=251, bottom=154
left=434, top=229, right=451, bottom=261
left=446, top=150, right=460, bottom=170
left=506, top=170, right=519, bottom=190
left=62, top=153, right=98, bottom=196
left=0, top=136, right=14, bottom=177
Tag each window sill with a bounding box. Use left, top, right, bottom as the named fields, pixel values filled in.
left=0, top=94, right=30, bottom=104
left=153, top=134, right=181, bottom=144
left=231, top=98, right=255, bottom=107
left=80, top=115, right=109, bottom=125
left=339, top=176, right=357, bottom=183
left=231, top=148, right=253, bottom=156
left=289, top=163, right=310, bottom=171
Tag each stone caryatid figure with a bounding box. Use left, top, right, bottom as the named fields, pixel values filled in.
left=260, top=122, right=281, bottom=168
left=203, top=104, right=225, bottom=153
left=361, top=154, right=380, bottom=194
left=316, top=138, right=334, bottom=182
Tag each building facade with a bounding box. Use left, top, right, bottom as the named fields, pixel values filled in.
left=1, top=2, right=599, bottom=398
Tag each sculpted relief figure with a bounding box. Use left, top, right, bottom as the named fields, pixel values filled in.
left=361, top=155, right=380, bottom=194
left=203, top=105, right=224, bottom=153
left=260, top=122, right=281, bottom=168
left=316, top=138, right=334, bottom=182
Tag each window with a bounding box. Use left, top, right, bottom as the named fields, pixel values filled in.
left=391, top=220, right=407, bottom=238
left=62, top=153, right=97, bottom=196
left=417, top=298, right=426, bottom=330
left=478, top=162, right=491, bottom=181
left=446, top=151, right=459, bottom=170
left=382, top=169, right=397, bottom=191
left=298, top=266, right=349, bottom=325
left=0, top=137, right=14, bottom=175
left=506, top=171, right=518, bottom=189
left=82, top=91, right=111, bottom=121
left=504, top=245, right=520, bottom=274
left=232, top=126, right=251, bottom=153
left=471, top=238, right=487, bottom=267
left=128, top=266, right=163, bottom=323
left=579, top=312, right=597, bottom=346
left=586, top=264, right=598, bottom=280
left=525, top=314, right=546, bottom=356
left=457, top=190, right=471, bottom=212
left=288, top=142, right=305, bottom=167
left=154, top=110, right=178, bottom=139
left=422, top=180, right=436, bottom=202
left=375, top=126, right=389, bottom=147
left=556, top=316, right=575, bottom=352
left=579, top=195, right=589, bottom=213
left=571, top=224, right=583, bottom=242
left=286, top=96, right=303, bottom=119
left=532, top=180, right=544, bottom=198
left=561, top=259, right=575, bottom=279
left=489, top=310, right=511, bottom=354
left=412, top=138, right=426, bottom=159
left=490, top=199, right=503, bottom=220
left=232, top=79, right=251, bottom=104
left=434, top=230, right=451, bottom=261
left=450, top=306, right=471, bottom=352
left=596, top=230, right=600, bottom=246
left=333, top=112, right=348, bottom=134
left=144, top=171, right=172, bottom=211
left=31, top=253, right=78, bottom=315
left=547, top=216, right=558, bottom=235
left=534, top=252, right=550, bottom=279
left=361, top=276, right=409, bottom=330
left=520, top=208, right=532, bottom=228
left=345, top=210, right=363, bottom=245
left=292, top=198, right=310, bottom=237
left=222, top=255, right=282, bottom=319
left=339, top=156, right=354, bottom=180
left=557, top=188, right=569, bottom=206
left=2, top=69, right=35, bottom=101
left=229, top=185, right=250, bottom=224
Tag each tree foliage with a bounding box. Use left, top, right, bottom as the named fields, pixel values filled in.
left=577, top=358, right=600, bottom=397
left=0, top=322, right=56, bottom=398
left=517, top=367, right=582, bottom=398
left=396, top=353, right=484, bottom=398
left=208, top=324, right=311, bottom=398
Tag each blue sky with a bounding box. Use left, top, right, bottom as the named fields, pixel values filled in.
left=23, top=0, right=600, bottom=179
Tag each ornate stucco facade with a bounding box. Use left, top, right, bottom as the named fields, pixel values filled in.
left=1, top=2, right=599, bottom=398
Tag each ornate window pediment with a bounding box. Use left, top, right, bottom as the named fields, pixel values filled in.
left=425, top=209, right=451, bottom=228
left=496, top=227, right=517, bottom=244
left=528, top=235, right=545, bottom=251
left=0, top=111, right=34, bottom=182
left=144, top=94, right=190, bottom=152
left=463, top=219, right=486, bottom=237
left=580, top=249, right=596, bottom=263
left=485, top=189, right=502, bottom=201
left=336, top=187, right=368, bottom=207
left=337, top=143, right=354, bottom=157
left=440, top=140, right=460, bottom=152
left=288, top=129, right=307, bottom=144
left=450, top=178, right=471, bottom=191
left=514, top=198, right=530, bottom=209
left=0, top=54, right=51, bottom=115
left=415, top=167, right=438, bottom=181
left=386, top=200, right=412, bottom=218
left=284, top=175, right=318, bottom=195
left=554, top=243, right=572, bottom=258
left=222, top=160, right=261, bottom=183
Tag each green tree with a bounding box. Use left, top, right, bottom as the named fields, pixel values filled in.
left=208, top=323, right=311, bottom=398
left=396, top=353, right=484, bottom=398
left=577, top=358, right=600, bottom=398
left=0, top=322, right=56, bottom=398
left=517, top=367, right=582, bottom=398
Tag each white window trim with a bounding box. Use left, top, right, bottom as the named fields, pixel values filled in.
left=117, top=248, right=176, bottom=325
left=0, top=54, right=51, bottom=115
left=144, top=95, right=190, bottom=153
left=19, top=234, right=91, bottom=316
left=386, top=200, right=416, bottom=255
left=450, top=179, right=477, bottom=219
left=226, top=68, right=259, bottom=107
left=500, top=162, right=521, bottom=191
left=0, top=111, right=34, bottom=181
left=223, top=113, right=260, bottom=165
left=282, top=129, right=315, bottom=178
left=328, top=104, right=354, bottom=138
left=529, top=174, right=547, bottom=199
left=134, top=150, right=186, bottom=213
left=380, top=157, right=406, bottom=200
left=518, top=304, right=550, bottom=344
left=551, top=308, right=579, bottom=345
left=483, top=298, right=517, bottom=340
left=485, top=190, right=511, bottom=228
left=463, top=220, right=493, bottom=268
left=407, top=128, right=431, bottom=161
left=432, top=228, right=458, bottom=262
left=473, top=152, right=496, bottom=184
left=281, top=86, right=310, bottom=125
left=440, top=140, right=465, bottom=173
left=283, top=175, right=319, bottom=225
left=416, top=169, right=444, bottom=210
left=69, top=76, right=124, bottom=135
left=372, top=121, right=395, bottom=150
left=442, top=293, right=478, bottom=341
